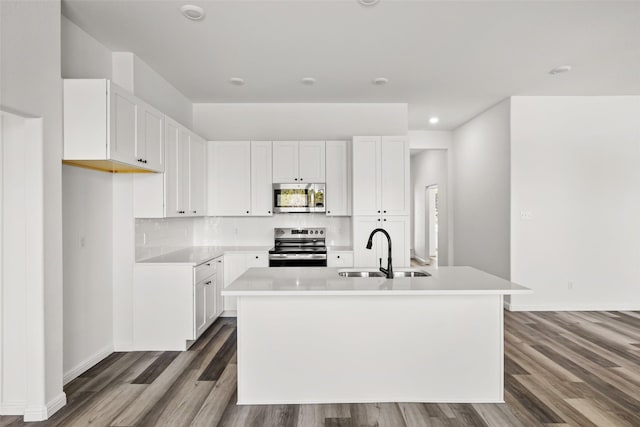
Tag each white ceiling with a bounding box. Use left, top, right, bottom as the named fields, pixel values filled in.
left=62, top=0, right=640, bottom=130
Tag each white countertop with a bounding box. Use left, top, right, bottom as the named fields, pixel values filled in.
left=222, top=266, right=532, bottom=296
left=136, top=245, right=272, bottom=266
left=326, top=246, right=353, bottom=252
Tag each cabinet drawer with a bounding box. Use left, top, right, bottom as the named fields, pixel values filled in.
left=195, top=259, right=217, bottom=283
left=327, top=252, right=354, bottom=268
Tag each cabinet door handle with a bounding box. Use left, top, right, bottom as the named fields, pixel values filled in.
left=268, top=210, right=271, bottom=214
left=205, top=280, right=212, bottom=285
left=193, top=210, right=197, bottom=214
left=377, top=218, right=380, bottom=222
left=206, top=263, right=211, bottom=266
left=300, top=178, right=303, bottom=181
left=255, top=256, right=259, bottom=259
left=143, top=160, right=147, bottom=164
left=294, top=178, right=298, bottom=181
left=137, top=158, right=143, bottom=162
left=246, top=210, right=250, bottom=214
left=383, top=218, right=387, bottom=222
left=327, top=210, right=331, bottom=214
left=377, top=210, right=381, bottom=213
left=383, top=210, right=387, bottom=213
left=337, top=255, right=341, bottom=259
left=217, top=260, right=222, bottom=263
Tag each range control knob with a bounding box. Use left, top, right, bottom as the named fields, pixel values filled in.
left=320, top=230, right=324, bottom=234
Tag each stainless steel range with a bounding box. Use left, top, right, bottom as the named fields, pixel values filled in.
left=268, top=228, right=327, bottom=267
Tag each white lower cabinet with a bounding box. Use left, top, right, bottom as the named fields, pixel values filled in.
left=223, top=252, right=268, bottom=313
left=353, top=216, right=410, bottom=268
left=133, top=256, right=224, bottom=351
left=327, top=251, right=354, bottom=268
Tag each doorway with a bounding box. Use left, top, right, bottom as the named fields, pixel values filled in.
left=425, top=185, right=438, bottom=266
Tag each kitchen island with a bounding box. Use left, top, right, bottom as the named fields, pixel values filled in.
left=222, top=266, right=530, bottom=405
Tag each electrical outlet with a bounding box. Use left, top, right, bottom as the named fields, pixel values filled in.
left=80, top=237, right=86, bottom=248
left=520, top=211, right=533, bottom=220
left=568, top=281, right=574, bottom=290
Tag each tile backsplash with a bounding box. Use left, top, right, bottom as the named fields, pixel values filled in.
left=194, top=214, right=352, bottom=247
left=136, top=214, right=352, bottom=260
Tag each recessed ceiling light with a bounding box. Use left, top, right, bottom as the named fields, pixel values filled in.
left=229, top=77, right=245, bottom=86
left=429, top=117, right=439, bottom=125
left=301, top=77, right=316, bottom=86
left=549, top=65, right=572, bottom=75
left=372, top=77, right=389, bottom=85
left=180, top=5, right=205, bottom=21
left=358, top=0, right=380, bottom=6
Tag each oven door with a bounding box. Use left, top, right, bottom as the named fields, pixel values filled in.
left=273, top=183, right=325, bottom=213
left=269, top=253, right=328, bottom=267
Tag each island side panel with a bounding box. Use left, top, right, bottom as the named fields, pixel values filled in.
left=236, top=294, right=504, bottom=404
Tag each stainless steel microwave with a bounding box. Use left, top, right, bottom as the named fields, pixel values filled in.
left=273, top=183, right=325, bottom=213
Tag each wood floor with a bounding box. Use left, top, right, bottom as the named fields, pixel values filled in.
left=2, top=310, right=640, bottom=426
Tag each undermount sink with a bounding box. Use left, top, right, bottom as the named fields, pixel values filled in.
left=338, top=270, right=431, bottom=278
left=392, top=270, right=431, bottom=277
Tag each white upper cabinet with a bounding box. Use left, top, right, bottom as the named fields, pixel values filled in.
left=352, top=136, right=382, bottom=215
left=137, top=100, right=164, bottom=172
left=208, top=141, right=252, bottom=216
left=272, top=141, right=299, bottom=183
left=250, top=141, right=274, bottom=216
left=325, top=140, right=351, bottom=216
left=133, top=116, right=207, bottom=218
left=63, top=79, right=162, bottom=173
left=163, top=118, right=181, bottom=217
left=352, top=136, right=409, bottom=216
left=380, top=136, right=410, bottom=216
left=298, top=141, right=326, bottom=182
left=188, top=133, right=206, bottom=216
left=273, top=141, right=325, bottom=183
left=209, top=140, right=274, bottom=217
left=109, top=83, right=138, bottom=165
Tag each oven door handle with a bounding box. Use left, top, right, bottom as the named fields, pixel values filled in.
left=269, top=253, right=327, bottom=260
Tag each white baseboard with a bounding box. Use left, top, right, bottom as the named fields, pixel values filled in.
left=23, top=392, right=67, bottom=422
left=221, top=310, right=237, bottom=317
left=0, top=400, right=26, bottom=415
left=113, top=341, right=133, bottom=352
left=63, top=344, right=114, bottom=385
left=506, top=303, right=640, bottom=312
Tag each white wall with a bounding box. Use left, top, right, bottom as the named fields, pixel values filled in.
left=411, top=150, right=449, bottom=266
left=0, top=0, right=65, bottom=418
left=409, top=130, right=453, bottom=266
left=133, top=56, right=193, bottom=128
left=62, top=167, right=114, bottom=382
left=193, top=103, right=408, bottom=140
left=509, top=96, right=640, bottom=310
left=452, top=99, right=511, bottom=279
left=60, top=12, right=116, bottom=385
left=409, top=130, right=453, bottom=150
left=61, top=16, right=111, bottom=79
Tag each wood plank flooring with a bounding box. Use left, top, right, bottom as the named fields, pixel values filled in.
left=2, top=311, right=640, bottom=426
